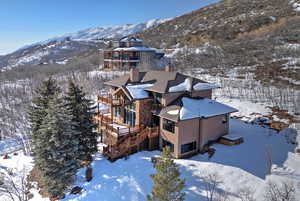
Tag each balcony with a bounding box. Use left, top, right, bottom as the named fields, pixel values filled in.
left=94, top=113, right=141, bottom=137
left=104, top=54, right=140, bottom=61
left=103, top=126, right=160, bottom=161
left=97, top=95, right=123, bottom=106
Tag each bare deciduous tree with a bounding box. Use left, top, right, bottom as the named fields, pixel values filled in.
left=0, top=167, right=30, bottom=201
left=238, top=187, right=256, bottom=201
left=265, top=145, right=273, bottom=175
left=203, top=172, right=223, bottom=201
left=264, top=180, right=296, bottom=201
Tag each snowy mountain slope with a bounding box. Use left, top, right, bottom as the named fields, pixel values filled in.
left=0, top=19, right=169, bottom=69
left=20, top=19, right=170, bottom=50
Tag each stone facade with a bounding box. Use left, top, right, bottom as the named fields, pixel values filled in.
left=136, top=99, right=153, bottom=126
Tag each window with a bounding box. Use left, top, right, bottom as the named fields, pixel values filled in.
left=125, top=103, right=136, bottom=127
left=163, top=119, right=175, bottom=133
left=181, top=141, right=197, bottom=154
left=114, top=94, right=121, bottom=100
left=114, top=106, right=121, bottom=118
left=113, top=52, right=119, bottom=59
left=126, top=103, right=136, bottom=111
left=162, top=139, right=174, bottom=152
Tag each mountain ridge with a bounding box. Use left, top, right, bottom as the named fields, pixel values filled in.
left=17, top=18, right=170, bottom=52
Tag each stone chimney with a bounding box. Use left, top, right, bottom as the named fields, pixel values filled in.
left=130, top=67, right=139, bottom=82
left=187, top=77, right=193, bottom=92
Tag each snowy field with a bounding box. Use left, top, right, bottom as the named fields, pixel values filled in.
left=0, top=96, right=299, bottom=201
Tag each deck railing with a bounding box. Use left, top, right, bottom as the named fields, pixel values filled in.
left=103, top=126, right=160, bottom=161
left=94, top=113, right=141, bottom=137
left=97, top=95, right=123, bottom=106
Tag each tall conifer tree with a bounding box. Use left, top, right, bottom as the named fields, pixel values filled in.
left=65, top=80, right=98, bottom=163
left=38, top=94, right=79, bottom=198
left=28, top=77, right=60, bottom=155
left=28, top=78, right=80, bottom=198
left=148, top=147, right=186, bottom=201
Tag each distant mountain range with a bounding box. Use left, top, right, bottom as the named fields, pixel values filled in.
left=0, top=18, right=170, bottom=69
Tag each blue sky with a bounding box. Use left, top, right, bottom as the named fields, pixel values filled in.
left=0, top=0, right=220, bottom=55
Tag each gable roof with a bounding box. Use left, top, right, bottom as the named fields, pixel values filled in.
left=104, top=72, right=146, bottom=87
left=104, top=71, right=214, bottom=94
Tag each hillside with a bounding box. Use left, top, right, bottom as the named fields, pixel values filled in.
left=136, top=0, right=300, bottom=89
left=138, top=0, right=297, bottom=48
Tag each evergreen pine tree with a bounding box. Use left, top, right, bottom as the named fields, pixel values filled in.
left=28, top=78, right=80, bottom=198
left=38, top=93, right=79, bottom=198
left=64, top=80, right=98, bottom=163
left=28, top=77, right=61, bottom=155
left=147, top=147, right=186, bottom=201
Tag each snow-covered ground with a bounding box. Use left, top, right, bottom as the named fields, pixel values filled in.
left=59, top=117, right=299, bottom=201
left=0, top=96, right=299, bottom=201
left=0, top=138, right=22, bottom=155
left=0, top=151, right=49, bottom=201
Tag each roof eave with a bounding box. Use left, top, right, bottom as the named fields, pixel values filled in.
left=179, top=109, right=239, bottom=121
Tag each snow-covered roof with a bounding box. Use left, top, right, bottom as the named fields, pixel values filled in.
left=169, top=78, right=218, bottom=93
left=179, top=97, right=238, bottom=120
left=167, top=109, right=179, bottom=115
left=126, top=83, right=153, bottom=99
left=221, top=135, right=243, bottom=141
left=193, top=82, right=219, bottom=91
left=114, top=46, right=163, bottom=54
left=120, top=37, right=143, bottom=42
left=169, top=78, right=192, bottom=92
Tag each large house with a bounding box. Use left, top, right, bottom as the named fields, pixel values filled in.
left=95, top=66, right=237, bottom=160
left=103, top=37, right=164, bottom=70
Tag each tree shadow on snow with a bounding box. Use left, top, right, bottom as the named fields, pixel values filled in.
left=179, top=164, right=240, bottom=201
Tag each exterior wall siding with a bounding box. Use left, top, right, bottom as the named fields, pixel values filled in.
left=191, top=90, right=212, bottom=99
left=159, top=118, right=180, bottom=157
left=136, top=99, right=153, bottom=127
left=177, top=118, right=200, bottom=157
left=103, top=50, right=157, bottom=70
left=159, top=114, right=229, bottom=158
left=199, top=114, right=229, bottom=148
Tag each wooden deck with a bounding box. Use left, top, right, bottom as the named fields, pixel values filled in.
left=103, top=126, right=160, bottom=161
left=94, top=113, right=141, bottom=137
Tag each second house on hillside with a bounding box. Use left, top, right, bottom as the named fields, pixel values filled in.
left=102, top=37, right=165, bottom=71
